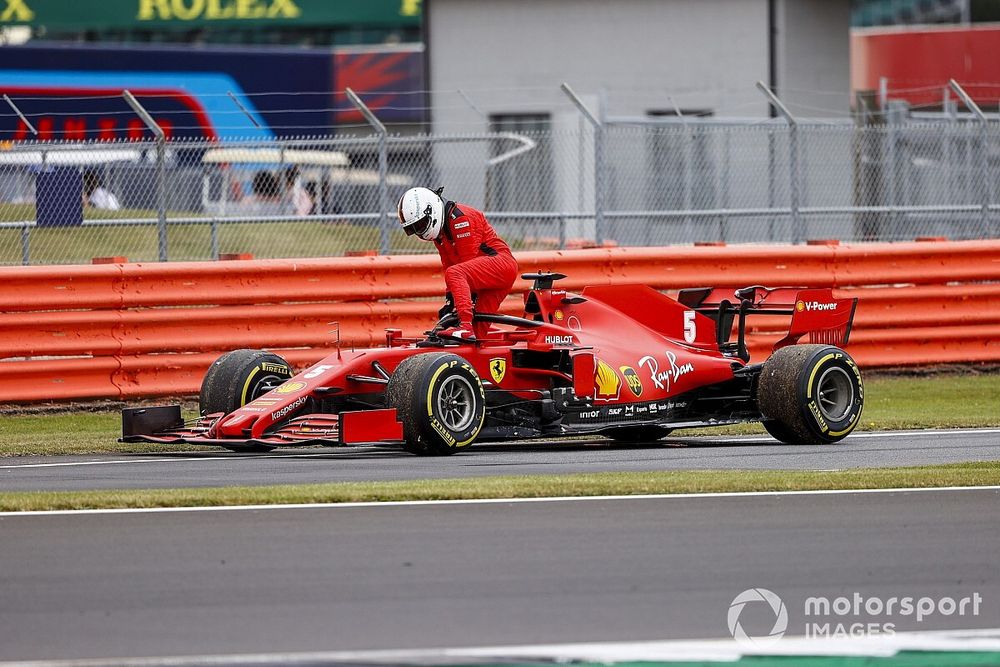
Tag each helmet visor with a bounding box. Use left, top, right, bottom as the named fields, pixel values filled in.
left=403, top=214, right=432, bottom=237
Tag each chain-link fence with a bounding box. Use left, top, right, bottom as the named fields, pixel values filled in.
left=1, top=115, right=997, bottom=265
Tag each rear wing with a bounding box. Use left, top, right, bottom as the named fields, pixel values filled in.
left=678, top=285, right=857, bottom=361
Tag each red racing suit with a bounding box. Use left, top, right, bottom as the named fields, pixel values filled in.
left=434, top=201, right=518, bottom=339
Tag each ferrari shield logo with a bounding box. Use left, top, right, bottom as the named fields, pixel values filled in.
left=620, top=366, right=643, bottom=397
left=489, top=358, right=506, bottom=384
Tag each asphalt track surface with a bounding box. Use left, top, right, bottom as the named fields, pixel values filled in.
left=1, top=488, right=999, bottom=663
left=1, top=428, right=998, bottom=493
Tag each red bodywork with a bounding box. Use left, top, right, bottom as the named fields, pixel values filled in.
left=122, top=280, right=857, bottom=448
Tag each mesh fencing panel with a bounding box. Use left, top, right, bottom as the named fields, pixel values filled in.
left=0, top=118, right=997, bottom=265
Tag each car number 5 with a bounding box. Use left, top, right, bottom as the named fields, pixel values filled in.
left=683, top=310, right=696, bottom=343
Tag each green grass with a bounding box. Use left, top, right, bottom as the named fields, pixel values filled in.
left=861, top=373, right=1000, bottom=429
left=0, top=412, right=180, bottom=457
left=0, top=372, right=996, bottom=512
left=673, top=372, right=1000, bottom=437
left=1, top=372, right=996, bottom=458
left=0, top=204, right=428, bottom=263
left=0, top=201, right=548, bottom=264
left=3, top=462, right=1000, bottom=512
left=0, top=203, right=165, bottom=222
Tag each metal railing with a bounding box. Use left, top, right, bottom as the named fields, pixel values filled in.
left=0, top=84, right=998, bottom=265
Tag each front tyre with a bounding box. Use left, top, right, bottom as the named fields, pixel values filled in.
left=757, top=344, right=864, bottom=445
left=199, top=349, right=293, bottom=452
left=385, top=353, right=486, bottom=456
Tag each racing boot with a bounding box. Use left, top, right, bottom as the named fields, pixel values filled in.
left=437, top=325, right=478, bottom=343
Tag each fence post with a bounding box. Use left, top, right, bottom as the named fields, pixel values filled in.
left=886, top=101, right=909, bottom=238
left=721, top=128, right=731, bottom=242
left=4, top=94, right=37, bottom=136
left=669, top=97, right=695, bottom=242
left=123, top=90, right=167, bottom=261
left=20, top=225, right=29, bottom=265
left=756, top=81, right=802, bottom=244
left=210, top=219, right=220, bottom=260
left=5, top=96, right=37, bottom=265
left=597, top=138, right=605, bottom=243
left=227, top=91, right=262, bottom=128
left=561, top=83, right=604, bottom=245
left=346, top=88, right=390, bottom=254
left=226, top=91, right=261, bottom=255
left=949, top=79, right=990, bottom=238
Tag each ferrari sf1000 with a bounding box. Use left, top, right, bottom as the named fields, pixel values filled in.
left=123, top=273, right=863, bottom=454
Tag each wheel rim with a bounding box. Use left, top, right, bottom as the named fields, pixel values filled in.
left=437, top=375, right=476, bottom=431
left=816, top=366, right=853, bottom=422
left=247, top=373, right=286, bottom=404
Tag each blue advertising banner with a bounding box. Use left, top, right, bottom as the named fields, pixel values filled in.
left=0, top=43, right=335, bottom=140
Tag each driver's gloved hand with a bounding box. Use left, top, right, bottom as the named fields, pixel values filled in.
left=438, top=292, right=456, bottom=319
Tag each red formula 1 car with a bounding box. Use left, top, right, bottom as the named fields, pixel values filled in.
left=122, top=273, right=864, bottom=454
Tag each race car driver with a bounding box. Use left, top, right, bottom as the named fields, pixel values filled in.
left=397, top=186, right=518, bottom=342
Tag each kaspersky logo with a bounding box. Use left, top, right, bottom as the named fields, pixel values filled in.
left=796, top=300, right=837, bottom=312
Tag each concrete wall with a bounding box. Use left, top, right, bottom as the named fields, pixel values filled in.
left=775, top=0, right=852, bottom=117
left=428, top=0, right=771, bottom=127
left=425, top=0, right=852, bottom=243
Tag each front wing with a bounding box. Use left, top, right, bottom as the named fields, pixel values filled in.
left=121, top=405, right=404, bottom=448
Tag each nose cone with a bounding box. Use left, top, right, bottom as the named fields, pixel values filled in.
left=217, top=412, right=257, bottom=437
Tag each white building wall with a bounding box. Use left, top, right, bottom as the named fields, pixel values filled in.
left=426, top=0, right=851, bottom=243
left=776, top=0, right=852, bottom=117
left=429, top=0, right=771, bottom=124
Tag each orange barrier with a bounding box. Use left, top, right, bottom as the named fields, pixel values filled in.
left=1, top=240, right=998, bottom=403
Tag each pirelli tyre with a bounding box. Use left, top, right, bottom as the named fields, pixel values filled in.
left=757, top=344, right=864, bottom=445
left=385, top=353, right=486, bottom=456
left=199, top=349, right=294, bottom=452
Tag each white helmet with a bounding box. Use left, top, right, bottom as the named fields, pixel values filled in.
left=397, top=187, right=444, bottom=241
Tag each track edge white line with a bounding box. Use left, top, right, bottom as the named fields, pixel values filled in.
left=2, top=484, right=999, bottom=517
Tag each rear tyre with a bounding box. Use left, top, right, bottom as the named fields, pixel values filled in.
left=385, top=353, right=485, bottom=456
left=761, top=419, right=797, bottom=444
left=200, top=349, right=293, bottom=452
left=604, top=426, right=673, bottom=443
left=757, top=344, right=864, bottom=445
